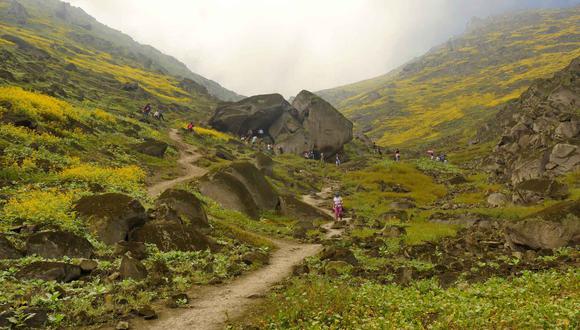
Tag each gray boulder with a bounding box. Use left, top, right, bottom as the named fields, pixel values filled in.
left=209, top=94, right=293, bottom=136
left=505, top=200, right=580, bottom=250
left=74, top=193, right=147, bottom=245
left=134, top=138, right=169, bottom=158
left=199, top=161, right=279, bottom=218
left=16, top=262, right=82, bottom=282
left=487, top=193, right=508, bottom=207
left=26, top=231, right=94, bottom=259
left=291, top=90, right=353, bottom=155
left=155, top=189, right=209, bottom=229
left=119, top=254, right=148, bottom=280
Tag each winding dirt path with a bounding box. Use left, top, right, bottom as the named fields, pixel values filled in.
left=148, top=129, right=208, bottom=197
left=135, top=135, right=346, bottom=330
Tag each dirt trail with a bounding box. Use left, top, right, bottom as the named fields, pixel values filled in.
left=136, top=135, right=346, bottom=329
left=148, top=129, right=207, bottom=197
left=129, top=187, right=344, bottom=330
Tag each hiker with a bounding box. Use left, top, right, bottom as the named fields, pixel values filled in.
left=427, top=150, right=435, bottom=160
left=142, top=103, right=152, bottom=117
left=187, top=121, right=195, bottom=133
left=258, top=128, right=264, bottom=138
left=395, top=149, right=401, bottom=162
left=333, top=193, right=344, bottom=221
left=320, top=152, right=325, bottom=164
left=251, top=136, right=258, bottom=145
left=335, top=153, right=341, bottom=166
left=267, top=144, right=273, bottom=153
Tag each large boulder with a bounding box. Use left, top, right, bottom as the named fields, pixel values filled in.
left=129, top=223, right=216, bottom=252
left=319, top=246, right=358, bottom=266
left=513, top=178, right=569, bottom=204
left=209, top=94, right=293, bottom=136
left=505, top=200, right=580, bottom=250
left=16, top=262, right=82, bottom=282
left=155, top=189, right=209, bottom=229
left=74, top=193, right=147, bottom=245
left=487, top=193, right=508, bottom=207
left=209, top=91, right=353, bottom=156
left=0, top=235, right=22, bottom=259
left=26, top=231, right=94, bottom=259
left=278, top=195, right=332, bottom=221
left=199, top=162, right=279, bottom=218
left=291, top=90, right=354, bottom=155
left=133, top=138, right=169, bottom=158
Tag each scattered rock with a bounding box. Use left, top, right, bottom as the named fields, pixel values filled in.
left=137, top=305, right=157, bottom=320
left=487, top=193, right=508, bottom=207
left=514, top=178, right=569, bottom=204
left=74, top=193, right=147, bottom=245
left=115, top=321, right=130, bottom=330
left=166, top=293, right=189, bottom=308
left=16, top=262, right=82, bottom=282
left=292, top=263, right=310, bottom=276
left=319, top=246, right=358, bottom=266
left=121, top=82, right=139, bottom=92
left=448, top=175, right=468, bottom=185
left=0, top=235, right=22, bottom=259
left=380, top=210, right=409, bottom=222
left=119, top=254, right=148, bottom=280
left=25, top=231, right=94, bottom=259
left=0, top=308, right=48, bottom=329
left=381, top=225, right=406, bottom=238
left=242, top=250, right=269, bottom=265
left=324, top=260, right=352, bottom=277
left=389, top=200, right=416, bottom=210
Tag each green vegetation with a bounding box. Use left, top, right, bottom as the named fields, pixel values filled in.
left=236, top=269, right=579, bottom=329
left=318, top=7, right=580, bottom=148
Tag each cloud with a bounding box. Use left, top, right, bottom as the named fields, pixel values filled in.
left=66, top=0, right=578, bottom=97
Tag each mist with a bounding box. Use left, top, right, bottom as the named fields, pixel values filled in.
left=66, top=0, right=578, bottom=97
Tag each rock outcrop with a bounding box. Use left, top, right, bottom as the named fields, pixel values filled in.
left=74, top=193, right=147, bottom=245
left=486, top=57, right=579, bottom=188
left=199, top=162, right=279, bottom=218
left=209, top=90, right=353, bottom=156
left=133, top=138, right=169, bottom=158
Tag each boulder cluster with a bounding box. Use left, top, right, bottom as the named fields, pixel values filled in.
left=209, top=90, right=353, bottom=156
left=485, top=57, right=579, bottom=203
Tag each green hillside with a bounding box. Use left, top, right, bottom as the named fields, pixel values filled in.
left=0, top=0, right=242, bottom=104
left=317, top=6, right=580, bottom=148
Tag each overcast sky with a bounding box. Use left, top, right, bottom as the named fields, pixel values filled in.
left=65, top=0, right=577, bottom=97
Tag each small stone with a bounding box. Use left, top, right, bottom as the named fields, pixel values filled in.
left=137, top=305, right=157, bottom=320
left=79, top=259, right=98, bottom=272
left=108, top=272, right=121, bottom=281
left=166, top=293, right=189, bottom=308
left=116, top=321, right=130, bottom=330
left=512, top=251, right=523, bottom=259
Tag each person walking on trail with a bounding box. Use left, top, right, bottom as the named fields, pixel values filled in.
left=333, top=193, right=344, bottom=221
left=335, top=153, right=341, bottom=166
left=395, top=149, right=401, bottom=162
left=142, top=103, right=152, bottom=117
left=320, top=152, right=325, bottom=164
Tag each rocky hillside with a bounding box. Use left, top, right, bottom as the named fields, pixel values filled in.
left=0, top=0, right=242, bottom=104
left=481, top=56, right=578, bottom=203
left=317, top=6, right=580, bottom=148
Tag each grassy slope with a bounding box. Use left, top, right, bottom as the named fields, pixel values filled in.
left=317, top=7, right=580, bottom=148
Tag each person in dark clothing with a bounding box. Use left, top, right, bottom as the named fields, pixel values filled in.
left=143, top=103, right=152, bottom=117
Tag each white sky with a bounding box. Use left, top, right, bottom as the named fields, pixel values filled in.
left=65, top=0, right=577, bottom=97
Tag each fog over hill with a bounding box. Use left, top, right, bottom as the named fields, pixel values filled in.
left=66, top=0, right=579, bottom=97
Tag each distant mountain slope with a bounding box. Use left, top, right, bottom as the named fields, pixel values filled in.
left=0, top=0, right=242, bottom=105
left=317, top=6, right=580, bottom=148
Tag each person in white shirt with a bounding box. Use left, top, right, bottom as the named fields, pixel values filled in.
left=332, top=193, right=344, bottom=221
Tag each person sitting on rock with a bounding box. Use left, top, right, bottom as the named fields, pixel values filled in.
left=333, top=193, right=344, bottom=221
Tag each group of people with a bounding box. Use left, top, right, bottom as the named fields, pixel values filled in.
left=427, top=150, right=448, bottom=163
left=142, top=103, right=165, bottom=121
left=303, top=149, right=343, bottom=166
